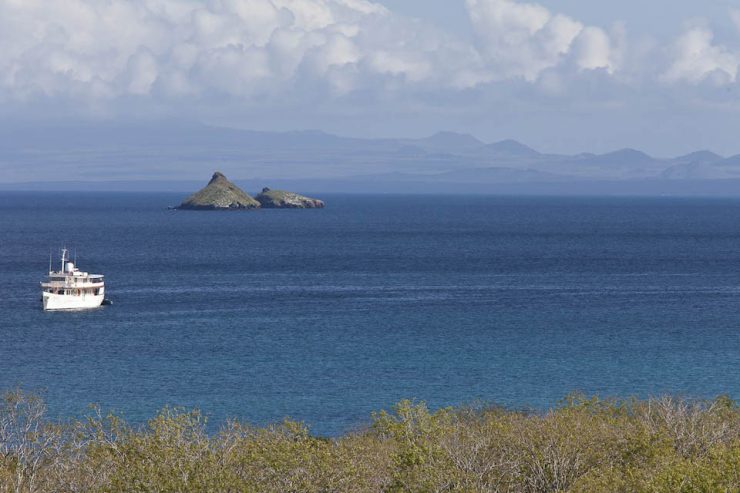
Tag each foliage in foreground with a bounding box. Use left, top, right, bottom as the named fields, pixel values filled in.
left=0, top=390, right=738, bottom=492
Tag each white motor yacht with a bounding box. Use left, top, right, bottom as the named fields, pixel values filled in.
left=41, top=248, right=105, bottom=311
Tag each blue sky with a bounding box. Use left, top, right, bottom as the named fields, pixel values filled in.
left=3, top=0, right=740, bottom=156
left=378, top=0, right=738, bottom=38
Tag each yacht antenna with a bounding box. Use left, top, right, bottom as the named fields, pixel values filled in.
left=49, top=249, right=52, bottom=274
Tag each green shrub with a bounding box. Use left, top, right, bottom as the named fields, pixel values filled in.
left=0, top=390, right=737, bottom=493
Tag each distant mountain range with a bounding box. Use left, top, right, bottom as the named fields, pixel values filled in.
left=2, top=123, right=740, bottom=195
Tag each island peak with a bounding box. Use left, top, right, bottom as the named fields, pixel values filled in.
left=209, top=171, right=228, bottom=183
left=176, top=172, right=260, bottom=210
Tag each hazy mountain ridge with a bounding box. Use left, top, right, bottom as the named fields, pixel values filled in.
left=1, top=123, right=740, bottom=192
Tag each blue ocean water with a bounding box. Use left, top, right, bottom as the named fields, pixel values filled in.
left=0, top=193, right=738, bottom=435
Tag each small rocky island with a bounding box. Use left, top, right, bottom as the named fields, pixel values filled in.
left=176, top=172, right=260, bottom=210
left=176, top=172, right=324, bottom=210
left=256, top=188, right=325, bottom=209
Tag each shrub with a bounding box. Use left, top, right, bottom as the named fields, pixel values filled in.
left=0, top=390, right=737, bottom=493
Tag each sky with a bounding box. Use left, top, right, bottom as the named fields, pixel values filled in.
left=3, top=0, right=740, bottom=156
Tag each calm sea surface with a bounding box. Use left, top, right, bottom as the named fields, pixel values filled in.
left=0, top=193, right=738, bottom=435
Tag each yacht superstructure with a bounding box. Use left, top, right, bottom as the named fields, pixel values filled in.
left=40, top=249, right=105, bottom=311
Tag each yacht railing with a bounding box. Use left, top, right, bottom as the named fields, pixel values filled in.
left=41, top=280, right=104, bottom=288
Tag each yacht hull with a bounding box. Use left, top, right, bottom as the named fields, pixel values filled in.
left=42, top=291, right=105, bottom=311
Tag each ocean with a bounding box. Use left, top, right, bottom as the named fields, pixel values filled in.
left=0, top=192, right=738, bottom=435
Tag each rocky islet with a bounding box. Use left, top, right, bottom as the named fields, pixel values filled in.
left=176, top=172, right=324, bottom=210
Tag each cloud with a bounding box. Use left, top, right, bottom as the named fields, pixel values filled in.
left=0, top=0, right=621, bottom=109
left=464, top=0, right=617, bottom=81
left=0, top=0, right=738, bottom=126
left=0, top=0, right=482, bottom=112
left=573, top=27, right=614, bottom=72
left=663, top=25, right=739, bottom=84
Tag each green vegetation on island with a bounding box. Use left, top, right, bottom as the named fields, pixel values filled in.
left=176, top=172, right=260, bottom=210
left=256, top=188, right=325, bottom=209
left=176, top=173, right=325, bottom=210
left=1, top=390, right=738, bottom=492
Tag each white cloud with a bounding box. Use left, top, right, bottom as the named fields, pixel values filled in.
left=464, top=0, right=618, bottom=81
left=0, top=0, right=625, bottom=109
left=126, top=50, right=159, bottom=95
left=0, top=0, right=460, bottom=107
left=0, top=0, right=738, bottom=124
left=573, top=27, right=614, bottom=72
left=663, top=25, right=739, bottom=84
